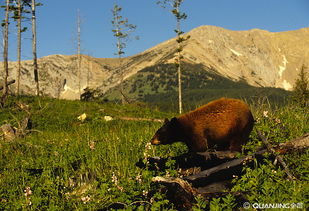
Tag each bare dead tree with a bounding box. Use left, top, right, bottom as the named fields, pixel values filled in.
left=77, top=9, right=82, bottom=97
left=7, top=0, right=31, bottom=96
left=31, top=0, right=39, bottom=96
left=14, top=0, right=30, bottom=96
left=16, top=0, right=22, bottom=96
left=1, top=0, right=10, bottom=106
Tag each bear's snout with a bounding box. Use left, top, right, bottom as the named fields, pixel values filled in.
left=151, top=137, right=161, bottom=145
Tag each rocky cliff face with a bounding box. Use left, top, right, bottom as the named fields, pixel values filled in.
left=1, top=25, right=308, bottom=99
left=182, top=26, right=309, bottom=90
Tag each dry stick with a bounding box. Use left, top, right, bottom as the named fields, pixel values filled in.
left=0, top=80, right=15, bottom=91
left=117, top=116, right=164, bottom=123
left=256, top=130, right=295, bottom=181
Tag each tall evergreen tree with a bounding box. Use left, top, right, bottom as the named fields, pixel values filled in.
left=293, top=65, right=309, bottom=107
left=157, top=0, right=189, bottom=114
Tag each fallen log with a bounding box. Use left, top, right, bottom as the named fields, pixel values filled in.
left=152, top=177, right=249, bottom=210
left=141, top=133, right=309, bottom=173
left=279, top=133, right=309, bottom=150
left=152, top=176, right=197, bottom=210
left=185, top=156, right=251, bottom=182
left=150, top=133, right=309, bottom=208
left=184, top=149, right=267, bottom=184
left=0, top=79, right=15, bottom=91
left=151, top=132, right=309, bottom=183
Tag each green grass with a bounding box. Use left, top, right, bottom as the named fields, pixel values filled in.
left=0, top=96, right=308, bottom=210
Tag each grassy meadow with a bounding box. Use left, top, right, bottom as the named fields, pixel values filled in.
left=0, top=96, right=308, bottom=210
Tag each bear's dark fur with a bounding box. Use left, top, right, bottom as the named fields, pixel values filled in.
left=151, top=98, right=254, bottom=152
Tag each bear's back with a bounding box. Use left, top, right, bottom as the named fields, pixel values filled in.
left=177, top=98, right=254, bottom=151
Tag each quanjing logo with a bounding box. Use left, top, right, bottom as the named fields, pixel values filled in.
left=243, top=202, right=250, bottom=209
left=243, top=202, right=304, bottom=209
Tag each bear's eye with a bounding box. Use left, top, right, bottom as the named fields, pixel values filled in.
left=159, top=126, right=168, bottom=133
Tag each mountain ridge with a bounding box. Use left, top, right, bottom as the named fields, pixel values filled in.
left=1, top=25, right=308, bottom=100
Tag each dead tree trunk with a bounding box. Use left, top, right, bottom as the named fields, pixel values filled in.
left=176, top=15, right=183, bottom=114
left=77, top=9, right=81, bottom=98
left=1, top=0, right=10, bottom=106
left=32, top=0, right=39, bottom=96
left=16, top=0, right=22, bottom=96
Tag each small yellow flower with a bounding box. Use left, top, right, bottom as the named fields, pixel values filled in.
left=104, top=116, right=113, bottom=121
left=77, top=113, right=87, bottom=122
left=89, top=141, right=95, bottom=150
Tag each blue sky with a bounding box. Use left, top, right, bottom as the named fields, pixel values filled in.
left=1, top=0, right=309, bottom=61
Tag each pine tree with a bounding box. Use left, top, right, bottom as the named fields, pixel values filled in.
left=293, top=65, right=309, bottom=107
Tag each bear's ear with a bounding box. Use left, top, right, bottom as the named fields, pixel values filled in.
left=164, top=118, right=169, bottom=124
left=170, top=117, right=178, bottom=125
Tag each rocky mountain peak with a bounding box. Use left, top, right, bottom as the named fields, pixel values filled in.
left=1, top=25, right=308, bottom=99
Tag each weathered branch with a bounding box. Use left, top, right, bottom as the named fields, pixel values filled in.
left=279, top=133, right=309, bottom=150
left=257, top=130, right=296, bottom=181
left=118, top=116, right=164, bottom=122
left=196, top=150, right=238, bottom=160
left=0, top=80, right=15, bottom=91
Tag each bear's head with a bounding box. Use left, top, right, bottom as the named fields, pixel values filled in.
left=151, top=117, right=183, bottom=145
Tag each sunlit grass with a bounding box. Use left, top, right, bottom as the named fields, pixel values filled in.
left=0, top=96, right=308, bottom=210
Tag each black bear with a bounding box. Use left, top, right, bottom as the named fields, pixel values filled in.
left=151, top=98, right=254, bottom=152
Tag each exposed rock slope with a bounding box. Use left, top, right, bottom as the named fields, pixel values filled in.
left=1, top=25, right=308, bottom=99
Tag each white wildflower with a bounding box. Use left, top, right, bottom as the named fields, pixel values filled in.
left=24, top=186, right=32, bottom=206
left=263, top=111, right=269, bottom=118
left=135, top=174, right=142, bottom=183
left=142, top=190, right=148, bottom=196
left=81, top=195, right=91, bottom=204
left=143, top=142, right=152, bottom=164
left=111, top=172, right=118, bottom=185
left=111, top=172, right=124, bottom=192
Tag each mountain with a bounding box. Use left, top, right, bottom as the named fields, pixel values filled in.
left=1, top=25, right=308, bottom=100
